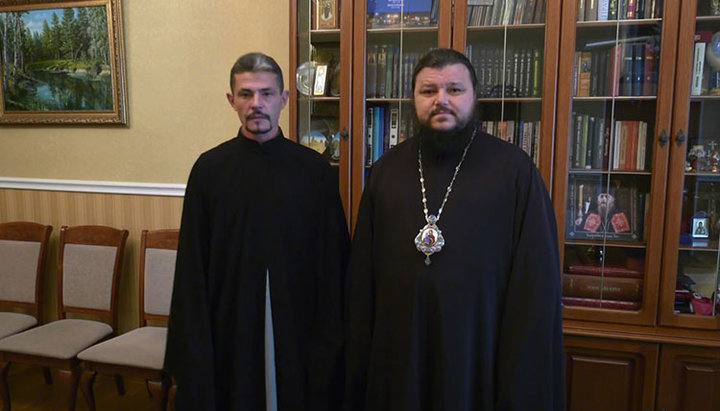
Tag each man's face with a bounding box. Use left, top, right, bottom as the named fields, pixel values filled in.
left=226, top=71, right=288, bottom=142
left=413, top=63, right=476, bottom=132
left=597, top=193, right=615, bottom=217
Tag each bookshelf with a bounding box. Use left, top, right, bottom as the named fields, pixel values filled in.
left=553, top=0, right=720, bottom=409
left=290, top=0, right=353, bottom=220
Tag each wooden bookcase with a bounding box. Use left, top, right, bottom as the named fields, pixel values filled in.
left=553, top=0, right=720, bottom=409
left=291, top=0, right=720, bottom=407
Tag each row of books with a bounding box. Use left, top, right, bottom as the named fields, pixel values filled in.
left=572, top=41, right=659, bottom=98
left=466, top=0, right=546, bottom=26
left=562, top=261, right=645, bottom=311
left=691, top=31, right=716, bottom=96
left=366, top=46, right=428, bottom=99
left=365, top=105, right=417, bottom=165
left=570, top=114, right=649, bottom=171
left=465, top=44, right=543, bottom=98
left=566, top=175, right=648, bottom=242
left=366, top=0, right=439, bottom=29
left=577, top=0, right=663, bottom=22
left=480, top=120, right=541, bottom=165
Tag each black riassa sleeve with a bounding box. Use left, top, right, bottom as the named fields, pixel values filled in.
left=308, top=165, right=351, bottom=410
left=344, top=177, right=377, bottom=411
left=495, top=163, right=566, bottom=411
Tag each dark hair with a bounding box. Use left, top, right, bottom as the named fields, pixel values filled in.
left=229, top=52, right=284, bottom=91
left=411, top=48, right=477, bottom=93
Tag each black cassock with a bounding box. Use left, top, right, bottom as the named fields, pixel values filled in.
left=345, top=131, right=565, bottom=411
left=165, top=130, right=350, bottom=411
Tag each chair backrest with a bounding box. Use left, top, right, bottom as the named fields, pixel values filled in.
left=139, top=229, right=179, bottom=326
left=58, top=225, right=128, bottom=331
left=0, top=221, right=52, bottom=320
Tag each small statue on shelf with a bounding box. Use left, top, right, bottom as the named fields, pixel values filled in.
left=687, top=145, right=707, bottom=172
left=708, top=141, right=720, bottom=172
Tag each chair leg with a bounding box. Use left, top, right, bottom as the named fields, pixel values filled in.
left=147, top=377, right=170, bottom=411
left=168, top=383, right=176, bottom=411
left=79, top=369, right=97, bottom=411
left=0, top=361, right=11, bottom=411
left=56, top=367, right=80, bottom=411
left=42, top=367, right=53, bottom=385
left=114, top=374, right=125, bottom=395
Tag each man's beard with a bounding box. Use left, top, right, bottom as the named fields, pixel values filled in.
left=418, top=121, right=476, bottom=163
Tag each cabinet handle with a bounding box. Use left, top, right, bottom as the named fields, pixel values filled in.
left=659, top=130, right=669, bottom=147
left=340, top=126, right=349, bottom=140
left=676, top=129, right=686, bottom=147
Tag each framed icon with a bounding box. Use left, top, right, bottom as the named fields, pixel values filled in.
left=692, top=217, right=710, bottom=239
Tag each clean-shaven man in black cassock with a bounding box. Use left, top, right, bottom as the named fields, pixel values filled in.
left=345, top=48, right=565, bottom=410
left=165, top=52, right=350, bottom=411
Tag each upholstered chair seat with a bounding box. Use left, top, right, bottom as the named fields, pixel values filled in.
left=0, top=320, right=112, bottom=359
left=0, top=225, right=128, bottom=411
left=77, top=228, right=178, bottom=411
left=78, top=326, right=166, bottom=370
left=0, top=313, right=37, bottom=340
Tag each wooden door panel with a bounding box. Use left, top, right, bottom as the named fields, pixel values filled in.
left=565, top=336, right=658, bottom=411
left=657, top=345, right=720, bottom=411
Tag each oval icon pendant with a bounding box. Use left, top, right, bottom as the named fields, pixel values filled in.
left=414, top=216, right=445, bottom=266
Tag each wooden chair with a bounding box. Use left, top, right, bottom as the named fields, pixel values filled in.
left=0, top=221, right=52, bottom=341
left=0, top=225, right=128, bottom=411
left=78, top=229, right=178, bottom=411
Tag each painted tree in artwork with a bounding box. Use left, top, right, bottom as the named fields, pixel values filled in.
left=87, top=7, right=108, bottom=64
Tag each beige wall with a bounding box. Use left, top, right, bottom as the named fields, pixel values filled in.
left=0, top=0, right=290, bottom=331
left=0, top=0, right=290, bottom=183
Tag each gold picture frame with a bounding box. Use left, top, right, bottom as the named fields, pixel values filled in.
left=0, top=0, right=127, bottom=125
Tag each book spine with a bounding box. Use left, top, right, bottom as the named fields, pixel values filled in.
left=562, top=274, right=643, bottom=301
left=632, top=43, right=644, bottom=96
left=567, top=265, right=644, bottom=278
left=366, top=107, right=374, bottom=166
left=586, top=0, right=598, bottom=21
left=577, top=0, right=586, bottom=22
left=562, top=296, right=642, bottom=310
left=376, top=45, right=387, bottom=98
left=598, top=0, right=609, bottom=20
left=388, top=107, right=399, bottom=148
left=691, top=42, right=706, bottom=96
left=367, top=45, right=378, bottom=98
left=532, top=49, right=542, bottom=97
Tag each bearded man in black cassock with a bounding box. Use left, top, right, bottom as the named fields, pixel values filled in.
left=165, top=53, right=349, bottom=411
left=345, top=49, right=565, bottom=410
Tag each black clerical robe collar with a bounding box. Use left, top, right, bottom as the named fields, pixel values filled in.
left=236, top=128, right=286, bottom=151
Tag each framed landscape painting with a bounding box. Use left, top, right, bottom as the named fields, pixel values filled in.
left=0, top=0, right=127, bottom=125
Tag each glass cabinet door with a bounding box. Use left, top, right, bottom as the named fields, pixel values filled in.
left=454, top=0, right=560, bottom=186
left=350, top=0, right=452, bottom=224
left=660, top=0, right=720, bottom=330
left=292, top=0, right=351, bottom=217
left=553, top=0, right=676, bottom=325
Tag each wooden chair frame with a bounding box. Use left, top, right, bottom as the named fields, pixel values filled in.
left=0, top=225, right=128, bottom=411
left=80, top=229, right=178, bottom=411
left=0, top=221, right=53, bottom=321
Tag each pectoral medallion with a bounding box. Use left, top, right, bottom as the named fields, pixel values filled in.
left=414, top=215, right=445, bottom=266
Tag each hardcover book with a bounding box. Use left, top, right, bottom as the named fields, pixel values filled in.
left=562, top=273, right=643, bottom=301
left=562, top=296, right=641, bottom=310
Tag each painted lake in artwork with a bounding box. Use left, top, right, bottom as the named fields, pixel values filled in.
left=1, top=6, right=112, bottom=111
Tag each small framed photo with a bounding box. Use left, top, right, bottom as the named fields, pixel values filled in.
left=692, top=217, right=710, bottom=239
left=313, top=64, right=328, bottom=96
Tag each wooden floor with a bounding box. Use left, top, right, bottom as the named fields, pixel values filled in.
left=5, top=363, right=159, bottom=411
